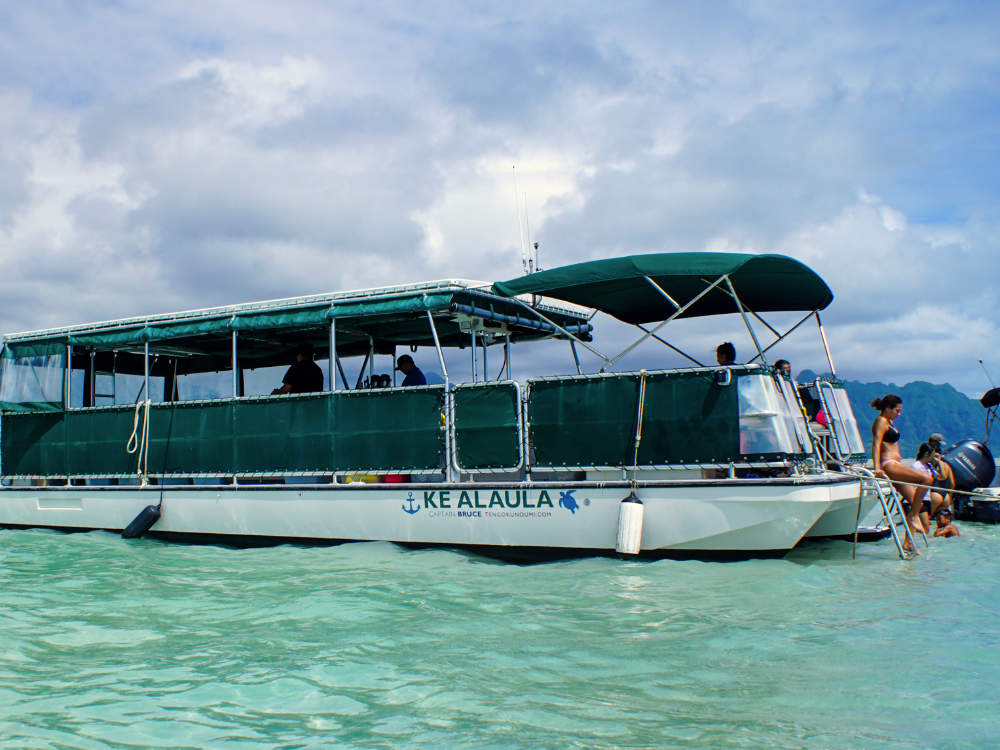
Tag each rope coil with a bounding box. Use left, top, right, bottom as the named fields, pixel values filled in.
left=126, top=399, right=151, bottom=482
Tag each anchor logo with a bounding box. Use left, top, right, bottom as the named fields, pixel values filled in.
left=558, top=490, right=580, bottom=514
left=402, top=492, right=420, bottom=515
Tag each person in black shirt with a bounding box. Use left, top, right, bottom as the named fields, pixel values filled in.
left=395, top=354, right=427, bottom=386
left=715, top=341, right=736, bottom=365
left=272, top=343, right=324, bottom=394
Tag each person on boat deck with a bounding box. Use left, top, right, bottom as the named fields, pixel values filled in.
left=871, top=394, right=932, bottom=545
left=911, top=442, right=947, bottom=532
left=774, top=359, right=792, bottom=377
left=272, top=343, right=324, bottom=395
left=933, top=509, right=960, bottom=538
left=716, top=342, right=736, bottom=366
left=395, top=354, right=426, bottom=386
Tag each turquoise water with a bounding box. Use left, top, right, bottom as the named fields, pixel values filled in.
left=2, top=527, right=998, bottom=749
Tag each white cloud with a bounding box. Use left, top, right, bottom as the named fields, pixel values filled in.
left=0, top=0, right=997, bottom=399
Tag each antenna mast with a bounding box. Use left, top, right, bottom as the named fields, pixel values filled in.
left=512, top=166, right=529, bottom=275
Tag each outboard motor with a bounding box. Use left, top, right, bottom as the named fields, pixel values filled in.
left=942, top=440, right=996, bottom=492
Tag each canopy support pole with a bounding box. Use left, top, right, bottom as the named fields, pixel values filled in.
left=746, top=310, right=816, bottom=364
left=336, top=357, right=349, bottom=391
left=570, top=340, right=582, bottom=375
left=643, top=276, right=681, bottom=310
left=725, top=276, right=767, bottom=366
left=502, top=296, right=609, bottom=367
left=329, top=321, right=337, bottom=391
left=425, top=310, right=453, bottom=482
left=231, top=331, right=238, bottom=397
left=88, top=350, right=96, bottom=407
left=426, top=311, right=448, bottom=381
left=816, top=311, right=837, bottom=376
left=470, top=330, right=477, bottom=383
left=505, top=335, right=511, bottom=380
left=751, top=310, right=782, bottom=339
left=64, top=344, right=72, bottom=409
left=634, top=324, right=703, bottom=366
left=482, top=338, right=488, bottom=381
left=712, top=282, right=790, bottom=342
left=369, top=337, right=374, bottom=382
left=354, top=351, right=370, bottom=390
left=603, top=274, right=729, bottom=372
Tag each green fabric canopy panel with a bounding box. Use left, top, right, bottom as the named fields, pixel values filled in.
left=453, top=382, right=521, bottom=470
left=493, top=252, right=833, bottom=324
left=528, top=376, right=641, bottom=468
left=1, top=412, right=67, bottom=477
left=0, top=389, right=446, bottom=477
left=527, top=371, right=743, bottom=467
left=637, top=371, right=740, bottom=464
left=332, top=386, right=444, bottom=471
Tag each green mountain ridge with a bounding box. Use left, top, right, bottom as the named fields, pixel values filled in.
left=798, top=370, right=994, bottom=458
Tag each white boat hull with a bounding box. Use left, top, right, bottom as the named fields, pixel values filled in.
left=0, top=475, right=858, bottom=556
left=803, top=483, right=880, bottom=538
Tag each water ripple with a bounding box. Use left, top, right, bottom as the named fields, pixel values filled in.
left=2, top=527, right=998, bottom=748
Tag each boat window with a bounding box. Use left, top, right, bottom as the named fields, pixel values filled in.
left=0, top=353, right=65, bottom=410
left=824, top=385, right=866, bottom=456
left=171, top=370, right=230, bottom=401
left=775, top=376, right=811, bottom=452
left=737, top=373, right=804, bottom=456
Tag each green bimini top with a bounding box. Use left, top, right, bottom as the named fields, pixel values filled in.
left=493, top=252, right=833, bottom=324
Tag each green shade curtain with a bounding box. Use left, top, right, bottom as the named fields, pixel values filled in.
left=528, top=371, right=747, bottom=467
left=328, top=293, right=455, bottom=319
left=231, top=307, right=331, bottom=331
left=638, top=371, right=740, bottom=463
left=528, top=376, right=641, bottom=467
left=332, top=387, right=444, bottom=471
left=2, top=339, right=68, bottom=358
left=453, top=382, right=521, bottom=470
left=233, top=395, right=330, bottom=473
left=1, top=388, right=445, bottom=477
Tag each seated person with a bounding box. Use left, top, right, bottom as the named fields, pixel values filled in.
left=395, top=354, right=427, bottom=386
left=933, top=509, right=960, bottom=538
left=911, top=443, right=947, bottom=533
left=716, top=342, right=736, bottom=366
left=926, top=433, right=956, bottom=509
left=272, top=343, right=324, bottom=394
left=797, top=385, right=823, bottom=422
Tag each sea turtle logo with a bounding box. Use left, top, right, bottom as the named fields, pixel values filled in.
left=558, top=490, right=580, bottom=514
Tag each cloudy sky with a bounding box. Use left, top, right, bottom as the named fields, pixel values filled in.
left=1, top=1, right=998, bottom=395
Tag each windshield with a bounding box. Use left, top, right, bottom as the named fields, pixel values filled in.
left=818, top=382, right=866, bottom=457
left=737, top=373, right=810, bottom=456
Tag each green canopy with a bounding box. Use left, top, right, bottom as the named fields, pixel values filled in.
left=493, top=252, right=833, bottom=324
left=2, top=285, right=591, bottom=373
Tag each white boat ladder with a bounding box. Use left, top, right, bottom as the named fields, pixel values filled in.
left=854, top=467, right=926, bottom=559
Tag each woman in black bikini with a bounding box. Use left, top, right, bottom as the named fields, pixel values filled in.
left=871, top=395, right=932, bottom=546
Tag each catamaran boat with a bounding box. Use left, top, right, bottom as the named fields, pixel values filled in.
left=0, top=252, right=875, bottom=558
